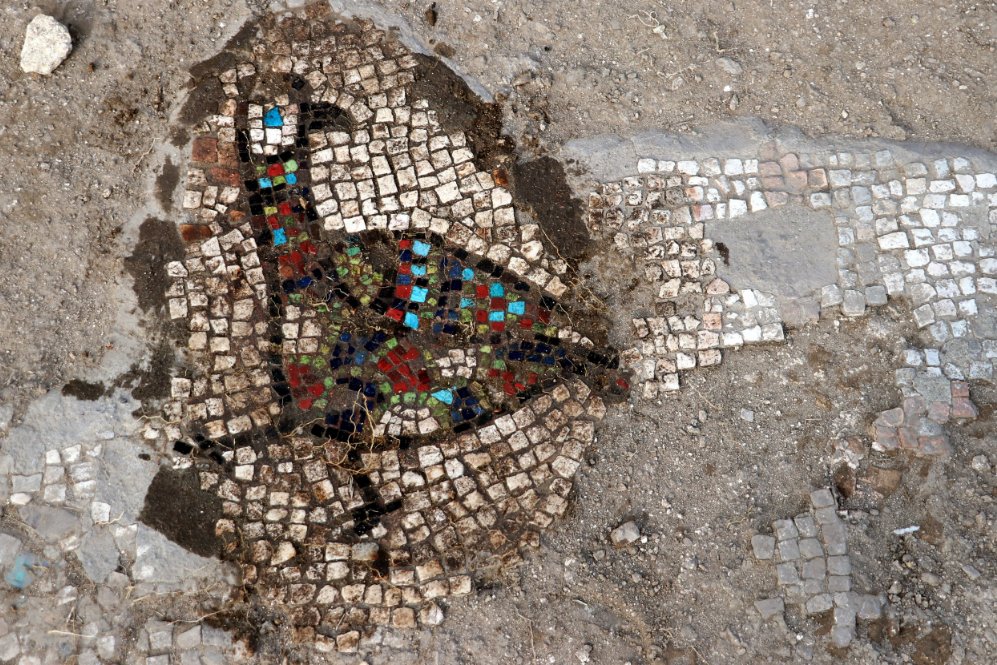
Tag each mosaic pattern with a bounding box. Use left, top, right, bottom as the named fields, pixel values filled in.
left=751, top=489, right=886, bottom=650
left=158, top=10, right=623, bottom=650
left=589, top=145, right=995, bottom=453
left=147, top=5, right=996, bottom=654
left=589, top=160, right=788, bottom=399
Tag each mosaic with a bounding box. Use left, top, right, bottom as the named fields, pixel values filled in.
left=588, top=147, right=995, bottom=452
left=146, top=4, right=995, bottom=655
left=158, top=8, right=625, bottom=650
left=751, top=488, right=885, bottom=650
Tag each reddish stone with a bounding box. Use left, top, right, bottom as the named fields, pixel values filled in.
left=950, top=397, right=978, bottom=419
left=759, top=161, right=782, bottom=177
left=897, top=427, right=918, bottom=450
left=843, top=436, right=867, bottom=457
left=703, top=312, right=723, bottom=330
left=917, top=435, right=952, bottom=457
left=759, top=141, right=780, bottom=161
left=778, top=153, right=800, bottom=172
left=926, top=401, right=950, bottom=424
left=209, top=167, right=242, bottom=187
left=705, top=278, right=730, bottom=295
left=762, top=176, right=785, bottom=191
left=784, top=170, right=808, bottom=194
left=491, top=167, right=509, bottom=187
left=808, top=168, right=829, bottom=189
left=902, top=395, right=927, bottom=418
left=764, top=191, right=789, bottom=207
left=191, top=136, right=218, bottom=163
left=951, top=380, right=970, bottom=398
left=833, top=463, right=857, bottom=498
left=863, top=466, right=903, bottom=496
left=875, top=408, right=905, bottom=428
left=874, top=426, right=899, bottom=450
left=217, top=141, right=239, bottom=166
left=179, top=224, right=213, bottom=242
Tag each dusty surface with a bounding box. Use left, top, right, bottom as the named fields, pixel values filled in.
left=0, top=1, right=994, bottom=665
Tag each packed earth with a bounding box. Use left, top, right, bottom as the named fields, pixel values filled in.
left=0, top=2, right=994, bottom=665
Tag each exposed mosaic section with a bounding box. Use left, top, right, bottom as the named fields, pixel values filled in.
left=751, top=489, right=886, bottom=651
left=144, top=4, right=995, bottom=654
left=588, top=159, right=791, bottom=399
left=154, top=9, right=624, bottom=650
left=588, top=145, right=995, bottom=454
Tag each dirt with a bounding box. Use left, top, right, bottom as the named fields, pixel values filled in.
left=139, top=465, right=223, bottom=558
left=119, top=337, right=178, bottom=404
left=510, top=156, right=591, bottom=265
left=156, top=158, right=180, bottom=212
left=369, top=0, right=996, bottom=156
left=60, top=378, right=107, bottom=401
left=410, top=52, right=512, bottom=173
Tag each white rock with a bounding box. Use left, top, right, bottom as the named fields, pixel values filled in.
left=609, top=521, right=640, bottom=546
left=20, top=15, right=73, bottom=75
left=0, top=633, right=19, bottom=661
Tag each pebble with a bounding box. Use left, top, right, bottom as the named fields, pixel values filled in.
left=970, top=455, right=991, bottom=473
left=893, top=525, right=920, bottom=536
left=0, top=633, right=20, bottom=661
left=754, top=597, right=784, bottom=620
left=0, top=533, right=22, bottom=565
left=175, top=626, right=201, bottom=650
left=716, top=57, right=743, bottom=76
left=20, top=15, right=73, bottom=75
left=960, top=563, right=981, bottom=580
left=739, top=409, right=755, bottom=423
left=751, top=535, right=775, bottom=560
left=609, top=521, right=640, bottom=546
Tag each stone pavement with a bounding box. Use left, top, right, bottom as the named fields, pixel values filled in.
left=0, top=393, right=248, bottom=664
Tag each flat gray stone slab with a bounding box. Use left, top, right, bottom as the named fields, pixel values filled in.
left=754, top=597, right=785, bottom=620
left=706, top=205, right=838, bottom=302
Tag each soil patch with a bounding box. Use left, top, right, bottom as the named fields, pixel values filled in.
left=124, top=217, right=184, bottom=314
left=510, top=156, right=590, bottom=264
left=139, top=465, right=223, bottom=558
left=156, top=158, right=179, bottom=213
left=115, top=337, right=177, bottom=405
left=61, top=379, right=106, bottom=401
left=410, top=53, right=512, bottom=173
left=178, top=20, right=257, bottom=129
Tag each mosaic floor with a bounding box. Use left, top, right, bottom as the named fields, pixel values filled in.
left=157, top=9, right=626, bottom=650
left=1, top=3, right=994, bottom=662
left=589, top=147, right=994, bottom=455
left=136, top=5, right=997, bottom=653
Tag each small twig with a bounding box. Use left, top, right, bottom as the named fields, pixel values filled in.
left=134, top=141, right=156, bottom=168
left=515, top=611, right=537, bottom=663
